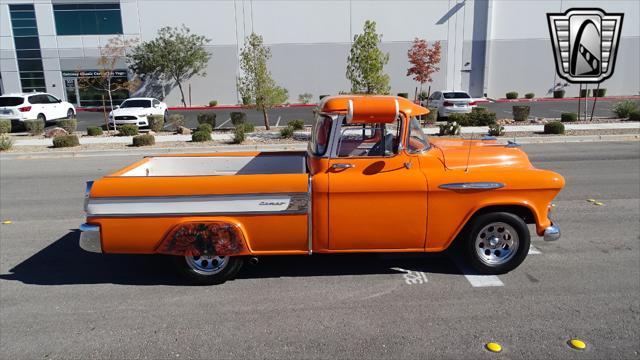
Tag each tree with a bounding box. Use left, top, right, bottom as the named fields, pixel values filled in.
left=77, top=37, right=140, bottom=128
left=128, top=25, right=211, bottom=107
left=346, top=20, right=390, bottom=95
left=237, top=33, right=288, bottom=130
left=407, top=38, right=441, bottom=99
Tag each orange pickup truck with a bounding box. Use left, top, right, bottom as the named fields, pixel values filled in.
left=80, top=95, right=564, bottom=284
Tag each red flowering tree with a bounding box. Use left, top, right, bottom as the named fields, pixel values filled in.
left=407, top=39, right=442, bottom=101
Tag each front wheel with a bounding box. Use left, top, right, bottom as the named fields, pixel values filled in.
left=173, top=254, right=243, bottom=285
left=67, top=108, right=75, bottom=119
left=463, top=212, right=530, bottom=275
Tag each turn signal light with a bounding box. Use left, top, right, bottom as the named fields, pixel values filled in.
left=18, top=106, right=32, bottom=112
left=469, top=101, right=477, bottom=106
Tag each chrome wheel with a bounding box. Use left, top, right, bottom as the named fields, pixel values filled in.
left=185, top=255, right=229, bottom=276
left=474, top=222, right=519, bottom=266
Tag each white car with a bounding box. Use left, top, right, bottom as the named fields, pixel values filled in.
left=421, top=91, right=477, bottom=119
left=0, top=93, right=75, bottom=128
left=109, top=97, right=168, bottom=128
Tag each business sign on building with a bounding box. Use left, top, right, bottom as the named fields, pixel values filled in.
left=62, top=70, right=128, bottom=78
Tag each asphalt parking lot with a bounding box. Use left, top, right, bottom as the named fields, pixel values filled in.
left=67, top=98, right=640, bottom=131
left=1, top=141, right=639, bottom=359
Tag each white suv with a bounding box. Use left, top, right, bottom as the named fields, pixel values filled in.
left=0, top=93, right=76, bottom=128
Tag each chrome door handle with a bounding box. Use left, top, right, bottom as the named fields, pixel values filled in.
left=331, top=163, right=355, bottom=169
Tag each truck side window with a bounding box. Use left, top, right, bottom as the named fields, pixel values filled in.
left=337, top=118, right=401, bottom=157
left=309, top=115, right=332, bottom=156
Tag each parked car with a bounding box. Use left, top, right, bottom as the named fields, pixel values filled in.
left=421, top=91, right=478, bottom=119
left=108, top=97, right=168, bottom=128
left=0, top=93, right=75, bottom=128
left=80, top=95, right=564, bottom=284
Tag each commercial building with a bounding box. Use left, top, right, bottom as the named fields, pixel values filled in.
left=1, top=0, right=638, bottom=106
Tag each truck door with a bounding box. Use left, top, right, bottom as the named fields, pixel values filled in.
left=327, top=117, right=428, bottom=250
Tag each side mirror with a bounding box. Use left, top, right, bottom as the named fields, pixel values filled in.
left=115, top=105, right=120, bottom=109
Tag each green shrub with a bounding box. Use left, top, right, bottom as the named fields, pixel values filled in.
left=24, top=119, right=44, bottom=135
left=241, top=123, right=255, bottom=133
left=447, top=113, right=470, bottom=126
left=168, top=114, right=185, bottom=130
left=56, top=118, right=77, bottom=133
left=87, top=126, right=103, bottom=136
left=418, top=91, right=429, bottom=101
left=612, top=100, right=638, bottom=119
left=280, top=126, right=295, bottom=138
left=424, top=108, right=437, bottom=124
left=594, top=88, right=607, bottom=97
left=560, top=112, right=578, bottom=122
left=147, top=115, right=165, bottom=132
left=287, top=119, right=304, bottom=130
left=191, top=130, right=212, bottom=142
left=118, top=124, right=139, bottom=136
left=506, top=91, right=518, bottom=99
left=196, top=123, right=213, bottom=133
left=232, top=125, right=245, bottom=144
left=0, top=134, right=13, bottom=151
left=467, top=110, right=497, bottom=126
left=197, top=113, right=216, bottom=128
left=0, top=119, right=11, bottom=134
left=512, top=105, right=530, bottom=121
left=132, top=134, right=155, bottom=147
left=52, top=134, right=79, bottom=148
left=628, top=110, right=640, bottom=121
left=397, top=93, right=409, bottom=99
left=298, top=93, right=313, bottom=104
left=488, top=123, right=505, bottom=136
left=438, top=122, right=461, bottom=136
left=209, top=100, right=218, bottom=107
left=544, top=121, right=565, bottom=134
left=230, top=112, right=247, bottom=126
left=553, top=90, right=565, bottom=98
left=524, top=93, right=535, bottom=99
left=579, top=89, right=591, bottom=98
left=473, top=106, right=488, bottom=113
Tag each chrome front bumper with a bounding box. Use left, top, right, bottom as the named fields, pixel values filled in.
left=79, top=223, right=102, bottom=253
left=543, top=221, right=561, bottom=241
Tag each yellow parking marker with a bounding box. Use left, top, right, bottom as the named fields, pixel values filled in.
left=568, top=339, right=587, bottom=350
left=1, top=220, right=12, bottom=224
left=586, top=199, right=596, bottom=203
left=485, top=342, right=502, bottom=353
left=594, top=201, right=604, bottom=206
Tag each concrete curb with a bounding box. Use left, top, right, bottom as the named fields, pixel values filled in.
left=2, top=134, right=638, bottom=160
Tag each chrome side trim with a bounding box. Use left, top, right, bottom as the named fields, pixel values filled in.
left=439, top=182, right=505, bottom=190
left=307, top=176, right=313, bottom=255
left=79, top=223, right=102, bottom=253
left=86, top=192, right=309, bottom=217
left=544, top=222, right=561, bottom=241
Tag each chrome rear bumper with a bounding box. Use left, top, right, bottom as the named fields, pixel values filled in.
left=544, top=221, right=561, bottom=241
left=79, top=223, right=102, bottom=253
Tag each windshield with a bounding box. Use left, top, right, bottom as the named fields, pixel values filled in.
left=407, top=117, right=429, bottom=153
left=443, top=92, right=471, bottom=99
left=120, top=99, right=151, bottom=108
left=0, top=97, right=25, bottom=107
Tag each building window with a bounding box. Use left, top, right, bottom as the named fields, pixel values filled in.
left=53, top=3, right=123, bottom=35
left=9, top=4, right=46, bottom=93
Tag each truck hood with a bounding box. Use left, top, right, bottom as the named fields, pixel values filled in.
left=428, top=138, right=533, bottom=170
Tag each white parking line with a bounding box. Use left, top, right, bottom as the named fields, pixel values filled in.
left=216, top=118, right=231, bottom=129
left=453, top=259, right=504, bottom=287
left=391, top=267, right=428, bottom=285
left=529, top=245, right=542, bottom=255
left=275, top=116, right=281, bottom=127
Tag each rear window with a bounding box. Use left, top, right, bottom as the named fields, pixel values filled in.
left=0, top=97, right=25, bottom=107
left=443, top=92, right=471, bottom=99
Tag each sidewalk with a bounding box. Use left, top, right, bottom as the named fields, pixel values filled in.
left=9, top=122, right=640, bottom=147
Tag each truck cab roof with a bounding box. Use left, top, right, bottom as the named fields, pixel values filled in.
left=319, top=95, right=429, bottom=123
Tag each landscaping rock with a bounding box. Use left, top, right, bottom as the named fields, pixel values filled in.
left=147, top=130, right=157, bottom=136
left=496, top=118, right=515, bottom=125
left=177, top=126, right=191, bottom=135
left=45, top=127, right=68, bottom=138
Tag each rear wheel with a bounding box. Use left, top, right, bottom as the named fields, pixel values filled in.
left=173, top=254, right=243, bottom=285
left=67, top=108, right=75, bottom=119
left=37, top=113, right=46, bottom=124
left=463, top=212, right=530, bottom=274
